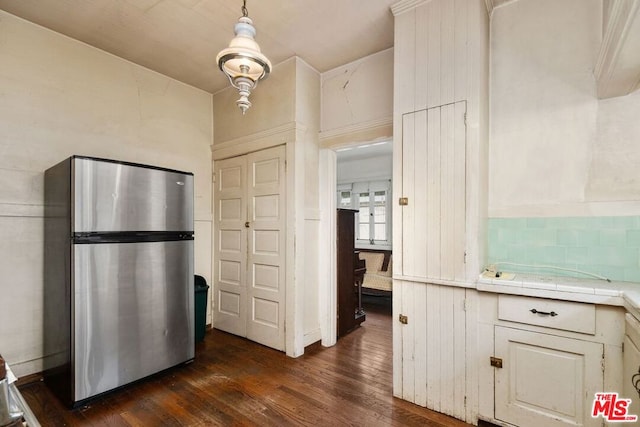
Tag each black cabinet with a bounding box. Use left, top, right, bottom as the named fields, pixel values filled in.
left=337, top=209, right=366, bottom=337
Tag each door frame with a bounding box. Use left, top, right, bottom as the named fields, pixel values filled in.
left=212, top=122, right=305, bottom=357
left=318, top=149, right=337, bottom=347
left=318, top=136, right=394, bottom=347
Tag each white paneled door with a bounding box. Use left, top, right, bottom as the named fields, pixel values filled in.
left=214, top=146, right=286, bottom=351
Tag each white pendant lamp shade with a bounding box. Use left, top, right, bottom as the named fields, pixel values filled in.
left=216, top=7, right=271, bottom=114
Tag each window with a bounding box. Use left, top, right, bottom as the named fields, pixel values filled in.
left=337, top=180, right=391, bottom=247
left=338, top=191, right=352, bottom=208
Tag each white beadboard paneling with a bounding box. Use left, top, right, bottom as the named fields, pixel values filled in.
left=439, top=287, right=455, bottom=415
left=414, top=282, right=428, bottom=406
left=426, top=107, right=442, bottom=279
left=440, top=0, right=456, bottom=104
left=441, top=104, right=455, bottom=280
left=426, top=0, right=442, bottom=109
left=401, top=113, right=415, bottom=277
left=454, top=102, right=467, bottom=281
left=454, top=0, right=469, bottom=102
left=425, top=283, right=441, bottom=411
left=392, top=278, right=404, bottom=397
left=452, top=287, right=467, bottom=420
left=392, top=0, right=489, bottom=423
left=401, top=102, right=466, bottom=283
left=415, top=4, right=428, bottom=110
left=401, top=280, right=416, bottom=401
left=394, top=10, right=417, bottom=115
left=413, top=111, right=428, bottom=279
left=397, top=280, right=468, bottom=418
left=395, top=0, right=469, bottom=115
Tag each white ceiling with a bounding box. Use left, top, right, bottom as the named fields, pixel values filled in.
left=336, top=140, right=393, bottom=162
left=0, top=0, right=397, bottom=94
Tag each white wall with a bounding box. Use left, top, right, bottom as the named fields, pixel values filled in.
left=320, top=49, right=393, bottom=147
left=212, top=57, right=297, bottom=144
left=321, top=48, right=393, bottom=132
left=490, top=0, right=640, bottom=217
left=0, top=11, right=213, bottom=376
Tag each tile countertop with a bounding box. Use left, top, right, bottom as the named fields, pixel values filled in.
left=477, top=272, right=640, bottom=319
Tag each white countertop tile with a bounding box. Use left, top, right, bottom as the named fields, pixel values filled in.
left=477, top=272, right=638, bottom=308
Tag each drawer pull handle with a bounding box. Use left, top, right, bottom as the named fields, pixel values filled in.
left=530, top=308, right=558, bottom=317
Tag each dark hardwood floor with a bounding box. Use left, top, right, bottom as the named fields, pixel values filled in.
left=19, top=299, right=471, bottom=426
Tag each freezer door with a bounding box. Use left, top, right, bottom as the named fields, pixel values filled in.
left=73, top=158, right=193, bottom=232
left=72, top=240, right=194, bottom=403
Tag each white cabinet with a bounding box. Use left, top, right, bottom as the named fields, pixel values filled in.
left=495, top=326, right=603, bottom=427
left=479, top=292, right=625, bottom=427
left=391, top=0, right=488, bottom=284
left=393, top=280, right=468, bottom=420
left=399, top=102, right=467, bottom=282
left=623, top=313, right=640, bottom=420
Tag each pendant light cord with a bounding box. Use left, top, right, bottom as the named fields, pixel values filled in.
left=242, top=0, right=248, bottom=17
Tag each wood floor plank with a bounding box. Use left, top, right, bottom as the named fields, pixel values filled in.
left=19, top=300, right=471, bottom=426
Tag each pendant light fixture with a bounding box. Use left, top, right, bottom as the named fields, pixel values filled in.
left=216, top=0, right=271, bottom=114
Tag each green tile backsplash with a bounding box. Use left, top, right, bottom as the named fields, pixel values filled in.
left=487, top=216, right=640, bottom=282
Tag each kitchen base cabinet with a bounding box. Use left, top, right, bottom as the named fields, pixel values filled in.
left=495, top=326, right=603, bottom=427
left=478, top=292, right=625, bottom=427
left=623, top=314, right=640, bottom=420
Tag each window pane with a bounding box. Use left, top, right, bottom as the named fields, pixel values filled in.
left=359, top=224, right=369, bottom=240
left=374, top=224, right=386, bottom=240
left=359, top=207, right=369, bottom=223
left=374, top=206, right=385, bottom=222
left=339, top=191, right=351, bottom=208
left=359, top=193, right=370, bottom=204
left=374, top=191, right=386, bottom=203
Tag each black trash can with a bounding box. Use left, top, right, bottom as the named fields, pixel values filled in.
left=194, top=275, right=210, bottom=342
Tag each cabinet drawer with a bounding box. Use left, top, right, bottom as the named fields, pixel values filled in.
left=498, top=295, right=596, bottom=334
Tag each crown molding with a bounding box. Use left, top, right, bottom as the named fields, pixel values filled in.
left=594, top=0, right=640, bottom=98
left=211, top=121, right=298, bottom=160
left=391, top=0, right=429, bottom=16
left=319, top=117, right=392, bottom=141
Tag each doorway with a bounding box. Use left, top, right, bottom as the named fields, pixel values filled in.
left=332, top=140, right=393, bottom=340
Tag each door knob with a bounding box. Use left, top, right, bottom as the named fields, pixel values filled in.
left=245, top=221, right=250, bottom=228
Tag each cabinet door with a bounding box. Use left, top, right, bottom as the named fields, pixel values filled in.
left=623, top=335, right=640, bottom=419
left=400, top=102, right=466, bottom=281
left=495, top=326, right=603, bottom=427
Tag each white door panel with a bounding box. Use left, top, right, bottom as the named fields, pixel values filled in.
left=213, top=146, right=285, bottom=351
left=214, top=156, right=247, bottom=337
left=246, top=147, right=286, bottom=351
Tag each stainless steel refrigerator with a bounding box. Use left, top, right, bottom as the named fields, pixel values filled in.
left=44, top=156, right=194, bottom=407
